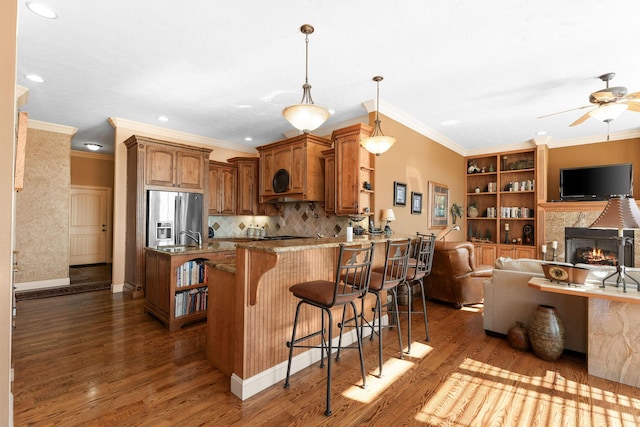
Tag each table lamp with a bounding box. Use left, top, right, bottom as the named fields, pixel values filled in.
left=380, top=209, right=396, bottom=235
left=589, top=195, right=640, bottom=292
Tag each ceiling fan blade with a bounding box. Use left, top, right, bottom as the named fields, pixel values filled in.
left=623, top=91, right=640, bottom=101
left=538, top=104, right=592, bottom=119
left=569, top=111, right=592, bottom=127
left=624, top=101, right=640, bottom=112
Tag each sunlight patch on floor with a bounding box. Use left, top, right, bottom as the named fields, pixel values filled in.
left=403, top=341, right=433, bottom=359
left=414, top=358, right=637, bottom=425
left=342, top=357, right=415, bottom=403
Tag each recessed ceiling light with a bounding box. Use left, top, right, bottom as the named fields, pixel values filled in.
left=84, top=143, right=102, bottom=151
left=26, top=2, right=57, bottom=19
left=25, top=74, right=44, bottom=83
left=441, top=119, right=461, bottom=126
left=535, top=130, right=547, bottom=136
left=244, top=137, right=253, bottom=142
left=156, top=116, right=168, bottom=122
left=328, top=109, right=336, bottom=115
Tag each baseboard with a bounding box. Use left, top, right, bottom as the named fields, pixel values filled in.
left=230, top=314, right=387, bottom=401
left=111, top=283, right=124, bottom=293
left=15, top=277, right=70, bottom=292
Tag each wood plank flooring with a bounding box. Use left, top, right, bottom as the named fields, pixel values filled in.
left=12, top=290, right=640, bottom=426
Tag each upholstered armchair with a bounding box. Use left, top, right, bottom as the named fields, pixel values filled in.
left=423, top=241, right=493, bottom=308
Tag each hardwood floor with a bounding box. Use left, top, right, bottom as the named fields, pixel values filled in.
left=12, top=290, right=640, bottom=426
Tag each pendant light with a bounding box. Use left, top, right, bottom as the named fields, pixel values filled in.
left=282, top=24, right=330, bottom=133
left=360, top=76, right=396, bottom=156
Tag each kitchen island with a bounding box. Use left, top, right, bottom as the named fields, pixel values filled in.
left=206, top=234, right=411, bottom=400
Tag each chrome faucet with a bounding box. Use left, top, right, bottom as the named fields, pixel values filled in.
left=180, top=230, right=202, bottom=247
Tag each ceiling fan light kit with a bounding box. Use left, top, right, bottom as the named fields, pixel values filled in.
left=588, top=102, right=628, bottom=123
left=360, top=76, right=396, bottom=156
left=282, top=24, right=330, bottom=133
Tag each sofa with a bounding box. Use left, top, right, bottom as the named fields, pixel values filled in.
left=423, top=241, right=493, bottom=308
left=483, top=258, right=640, bottom=354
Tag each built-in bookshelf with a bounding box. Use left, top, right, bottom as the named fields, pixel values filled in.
left=465, top=148, right=539, bottom=263
left=144, top=249, right=235, bottom=331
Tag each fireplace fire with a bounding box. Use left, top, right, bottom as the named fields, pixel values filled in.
left=565, top=227, right=634, bottom=267
left=574, top=246, right=618, bottom=266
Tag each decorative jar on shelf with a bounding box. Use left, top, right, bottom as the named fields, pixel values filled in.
left=467, top=205, right=479, bottom=218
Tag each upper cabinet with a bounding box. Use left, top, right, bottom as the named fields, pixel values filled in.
left=228, top=157, right=277, bottom=216
left=208, top=161, right=237, bottom=216
left=331, top=123, right=375, bottom=216
left=145, top=142, right=207, bottom=190
left=256, top=134, right=332, bottom=203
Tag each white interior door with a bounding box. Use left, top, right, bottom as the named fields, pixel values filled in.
left=69, top=187, right=109, bottom=265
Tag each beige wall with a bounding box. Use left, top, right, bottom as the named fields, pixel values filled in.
left=71, top=151, right=114, bottom=187
left=1, top=0, right=17, bottom=422
left=547, top=137, right=640, bottom=201
left=374, top=113, right=465, bottom=240
left=15, top=127, right=73, bottom=285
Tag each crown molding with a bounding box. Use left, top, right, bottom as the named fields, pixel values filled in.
left=16, top=85, right=28, bottom=108
left=27, top=119, right=77, bottom=136
left=363, top=99, right=467, bottom=155
left=70, top=150, right=114, bottom=160
left=108, top=117, right=256, bottom=154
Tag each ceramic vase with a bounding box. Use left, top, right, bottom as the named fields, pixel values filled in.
left=528, top=305, right=565, bottom=361
left=467, top=206, right=479, bottom=218
left=507, top=321, right=529, bottom=351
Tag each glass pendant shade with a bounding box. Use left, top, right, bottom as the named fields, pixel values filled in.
left=360, top=76, right=396, bottom=156
left=282, top=103, right=330, bottom=133
left=588, top=103, right=628, bottom=122
left=283, top=24, right=329, bottom=133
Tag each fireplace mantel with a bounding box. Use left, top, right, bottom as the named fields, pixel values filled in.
left=539, top=201, right=607, bottom=212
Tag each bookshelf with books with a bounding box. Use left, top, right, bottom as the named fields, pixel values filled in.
left=465, top=148, right=540, bottom=263
left=144, top=249, right=235, bottom=331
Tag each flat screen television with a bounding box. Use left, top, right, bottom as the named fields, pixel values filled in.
left=560, top=163, right=633, bottom=201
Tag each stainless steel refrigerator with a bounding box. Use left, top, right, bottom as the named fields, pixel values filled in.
left=147, top=190, right=203, bottom=247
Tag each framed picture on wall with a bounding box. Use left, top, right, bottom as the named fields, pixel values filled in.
left=411, top=192, right=422, bottom=214
left=429, top=181, right=448, bottom=228
left=394, top=182, right=407, bottom=206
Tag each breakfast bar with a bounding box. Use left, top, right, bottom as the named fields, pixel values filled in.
left=206, top=235, right=405, bottom=400
left=528, top=277, right=640, bottom=387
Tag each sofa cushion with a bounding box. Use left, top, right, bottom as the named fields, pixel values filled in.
left=494, top=257, right=573, bottom=274
left=574, top=263, right=640, bottom=285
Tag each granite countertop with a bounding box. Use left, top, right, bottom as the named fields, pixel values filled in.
left=146, top=240, right=237, bottom=255
left=234, top=233, right=416, bottom=253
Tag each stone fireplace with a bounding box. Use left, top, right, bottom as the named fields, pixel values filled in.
left=564, top=227, right=633, bottom=267
left=541, top=202, right=640, bottom=265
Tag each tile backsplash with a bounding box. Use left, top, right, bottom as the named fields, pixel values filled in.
left=208, top=202, right=364, bottom=239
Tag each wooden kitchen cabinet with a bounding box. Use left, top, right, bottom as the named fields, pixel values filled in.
left=145, top=249, right=236, bottom=331
left=228, top=157, right=277, bottom=216
left=124, top=135, right=211, bottom=298
left=256, top=133, right=332, bottom=203
left=208, top=161, right=237, bottom=215
left=331, top=123, right=375, bottom=216
left=322, top=149, right=336, bottom=214
left=145, top=143, right=207, bottom=190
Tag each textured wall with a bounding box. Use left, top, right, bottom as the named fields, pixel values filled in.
left=15, top=128, right=71, bottom=284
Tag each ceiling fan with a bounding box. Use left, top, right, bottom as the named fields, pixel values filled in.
left=540, top=72, right=640, bottom=127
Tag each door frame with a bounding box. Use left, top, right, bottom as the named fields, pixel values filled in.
left=69, top=185, right=113, bottom=265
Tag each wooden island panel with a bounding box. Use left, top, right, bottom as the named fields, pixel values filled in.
left=207, top=237, right=391, bottom=400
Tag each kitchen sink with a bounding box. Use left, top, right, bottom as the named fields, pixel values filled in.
left=156, top=245, right=198, bottom=253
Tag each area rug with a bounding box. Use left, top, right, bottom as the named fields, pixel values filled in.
left=15, top=282, right=112, bottom=301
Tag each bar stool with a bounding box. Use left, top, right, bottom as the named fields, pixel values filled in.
left=283, top=242, right=375, bottom=416
left=404, top=233, right=436, bottom=353
left=362, top=238, right=411, bottom=377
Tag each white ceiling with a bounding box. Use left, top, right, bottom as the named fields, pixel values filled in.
left=16, top=0, right=640, bottom=156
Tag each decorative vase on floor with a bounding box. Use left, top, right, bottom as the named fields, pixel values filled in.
left=528, top=305, right=565, bottom=361
left=507, top=321, right=530, bottom=351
